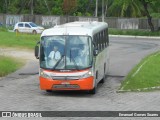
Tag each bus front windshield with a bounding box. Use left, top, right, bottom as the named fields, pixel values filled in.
left=40, top=35, right=93, bottom=70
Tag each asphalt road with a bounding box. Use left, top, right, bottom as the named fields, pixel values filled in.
left=0, top=37, right=160, bottom=120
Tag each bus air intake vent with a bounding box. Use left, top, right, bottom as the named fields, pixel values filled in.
left=52, top=76, right=79, bottom=80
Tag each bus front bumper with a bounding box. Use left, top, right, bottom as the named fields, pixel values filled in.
left=39, top=76, right=94, bottom=91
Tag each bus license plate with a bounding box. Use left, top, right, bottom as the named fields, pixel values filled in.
left=53, top=84, right=79, bottom=89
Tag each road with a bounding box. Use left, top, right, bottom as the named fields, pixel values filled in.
left=0, top=37, right=160, bottom=119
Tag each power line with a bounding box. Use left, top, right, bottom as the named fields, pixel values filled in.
left=43, top=0, right=51, bottom=15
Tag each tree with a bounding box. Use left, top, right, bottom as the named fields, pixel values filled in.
left=0, top=0, right=12, bottom=13
left=76, top=0, right=95, bottom=16
left=51, top=0, right=63, bottom=15
left=139, top=0, right=159, bottom=31
left=107, top=0, right=159, bottom=32
left=63, top=0, right=77, bottom=15
left=108, top=0, right=141, bottom=17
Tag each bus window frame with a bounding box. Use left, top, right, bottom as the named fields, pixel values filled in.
left=103, top=29, right=107, bottom=47
left=93, top=28, right=109, bottom=53
left=106, top=28, right=109, bottom=46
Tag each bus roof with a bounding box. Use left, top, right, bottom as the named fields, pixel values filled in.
left=41, top=21, right=108, bottom=37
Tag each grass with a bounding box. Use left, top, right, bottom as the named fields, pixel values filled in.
left=0, top=26, right=8, bottom=32
left=0, top=28, right=159, bottom=50
left=120, top=51, right=160, bottom=91
left=0, top=55, right=24, bottom=77
left=109, top=28, right=160, bottom=36
left=0, top=30, right=39, bottom=77
left=0, top=31, right=40, bottom=49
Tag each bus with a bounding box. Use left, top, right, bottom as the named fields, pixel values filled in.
left=35, top=21, right=109, bottom=94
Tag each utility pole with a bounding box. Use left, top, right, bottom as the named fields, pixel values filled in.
left=102, top=0, right=104, bottom=22
left=95, top=0, right=98, bottom=17
left=31, top=0, right=33, bottom=15
left=105, top=2, right=107, bottom=17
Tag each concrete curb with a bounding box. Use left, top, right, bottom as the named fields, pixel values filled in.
left=117, top=86, right=160, bottom=93
left=109, top=35, right=160, bottom=40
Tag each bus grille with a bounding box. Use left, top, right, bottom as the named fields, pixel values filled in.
left=52, top=76, right=80, bottom=80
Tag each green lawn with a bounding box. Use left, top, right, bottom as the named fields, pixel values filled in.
left=0, top=31, right=39, bottom=77
left=0, top=55, right=24, bottom=77
left=120, top=51, right=160, bottom=91
left=0, top=31, right=40, bottom=49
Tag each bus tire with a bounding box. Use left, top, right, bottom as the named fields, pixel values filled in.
left=100, top=74, right=107, bottom=83
left=88, top=82, right=97, bottom=94
left=88, top=87, right=96, bottom=94
left=100, top=65, right=106, bottom=83
left=100, top=77, right=105, bottom=83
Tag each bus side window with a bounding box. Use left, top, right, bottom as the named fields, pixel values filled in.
left=103, top=30, right=105, bottom=48
left=93, top=35, right=97, bottom=49
left=95, top=34, right=100, bottom=51
left=94, top=34, right=98, bottom=50
left=98, top=33, right=101, bottom=51
left=104, top=29, right=107, bottom=47
left=100, top=32, right=103, bottom=50
left=106, top=28, right=109, bottom=46
left=101, top=31, right=105, bottom=50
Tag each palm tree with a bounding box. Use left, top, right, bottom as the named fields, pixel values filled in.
left=139, top=0, right=158, bottom=31
left=108, top=0, right=141, bottom=17
left=108, top=0, right=159, bottom=31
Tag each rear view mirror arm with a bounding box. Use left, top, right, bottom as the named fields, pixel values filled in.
left=35, top=41, right=40, bottom=59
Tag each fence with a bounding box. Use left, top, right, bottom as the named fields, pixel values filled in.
left=0, top=14, right=160, bottom=30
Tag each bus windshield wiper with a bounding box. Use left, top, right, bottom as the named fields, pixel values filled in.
left=52, top=55, right=65, bottom=70
left=70, top=49, right=80, bottom=71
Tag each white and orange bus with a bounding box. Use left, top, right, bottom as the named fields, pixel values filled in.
left=35, top=21, right=109, bottom=94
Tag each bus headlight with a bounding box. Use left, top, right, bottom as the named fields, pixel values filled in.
left=40, top=69, right=52, bottom=79
left=80, top=69, right=93, bottom=79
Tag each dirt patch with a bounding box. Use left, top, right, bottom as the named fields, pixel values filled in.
left=0, top=47, right=36, bottom=61
left=0, top=47, right=38, bottom=80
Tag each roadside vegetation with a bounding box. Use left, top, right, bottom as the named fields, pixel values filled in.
left=109, top=28, right=160, bottom=36
left=0, top=26, right=8, bottom=32
left=1, top=0, right=160, bottom=32
left=0, top=30, right=35, bottom=77
left=120, top=51, right=160, bottom=91
left=0, top=28, right=159, bottom=51
left=0, top=55, right=24, bottom=77
left=0, top=28, right=37, bottom=77
left=0, top=31, right=40, bottom=49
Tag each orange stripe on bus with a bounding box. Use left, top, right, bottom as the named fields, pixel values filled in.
left=39, top=76, right=94, bottom=90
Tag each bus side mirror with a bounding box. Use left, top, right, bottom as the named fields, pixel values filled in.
left=35, top=45, right=39, bottom=59
left=93, top=49, right=99, bottom=56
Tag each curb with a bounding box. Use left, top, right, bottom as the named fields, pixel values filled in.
left=117, top=52, right=160, bottom=93
left=117, top=86, right=160, bottom=93
left=109, top=35, right=160, bottom=40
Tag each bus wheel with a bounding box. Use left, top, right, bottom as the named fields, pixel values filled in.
left=88, top=84, right=97, bottom=94
left=100, top=74, right=107, bottom=83
left=89, top=87, right=96, bottom=94
left=100, top=77, right=105, bottom=83
left=46, top=90, right=52, bottom=93
left=100, top=66, right=106, bottom=83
